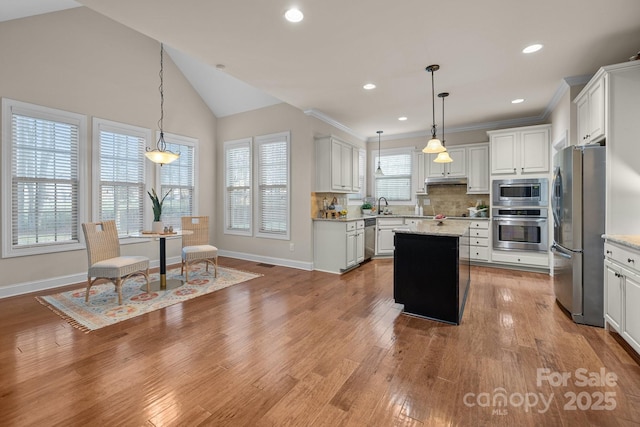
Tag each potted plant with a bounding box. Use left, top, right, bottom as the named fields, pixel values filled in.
left=148, top=188, right=171, bottom=232
left=477, top=203, right=489, bottom=217
left=361, top=202, right=373, bottom=215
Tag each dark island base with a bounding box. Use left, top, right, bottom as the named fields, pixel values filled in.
left=393, top=231, right=470, bottom=324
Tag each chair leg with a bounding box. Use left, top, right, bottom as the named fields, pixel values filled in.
left=213, top=257, right=218, bottom=277
left=185, top=260, right=189, bottom=282
left=144, top=267, right=151, bottom=294
left=116, top=278, right=123, bottom=305
left=85, top=275, right=92, bottom=302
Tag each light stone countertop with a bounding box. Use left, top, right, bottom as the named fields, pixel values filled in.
left=312, top=215, right=488, bottom=223
left=603, top=235, right=640, bottom=251
left=395, top=219, right=471, bottom=237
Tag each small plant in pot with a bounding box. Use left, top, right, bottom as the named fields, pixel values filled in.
left=148, top=188, right=171, bottom=232
left=361, top=202, right=373, bottom=215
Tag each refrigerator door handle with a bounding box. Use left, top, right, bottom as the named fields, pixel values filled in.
left=551, top=242, right=573, bottom=259
left=551, top=166, right=562, bottom=229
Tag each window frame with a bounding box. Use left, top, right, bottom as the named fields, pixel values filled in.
left=254, top=131, right=290, bottom=240
left=1, top=98, right=88, bottom=258
left=223, top=137, right=253, bottom=237
left=155, top=132, right=199, bottom=231
left=372, top=147, right=414, bottom=204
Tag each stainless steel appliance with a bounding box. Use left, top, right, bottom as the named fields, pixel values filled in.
left=492, top=207, right=548, bottom=252
left=492, top=178, right=548, bottom=207
left=551, top=144, right=606, bottom=327
left=363, top=217, right=376, bottom=260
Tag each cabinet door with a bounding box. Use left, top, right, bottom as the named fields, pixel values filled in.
left=623, top=269, right=640, bottom=353
left=576, top=95, right=590, bottom=145
left=446, top=147, right=466, bottom=177
left=331, top=139, right=343, bottom=191
left=356, top=230, right=365, bottom=263
left=467, top=144, right=489, bottom=194
left=520, top=129, right=549, bottom=173
left=376, top=228, right=396, bottom=255
left=490, top=133, right=518, bottom=175
left=346, top=231, right=357, bottom=268
left=604, top=260, right=623, bottom=332
left=425, top=153, right=446, bottom=177
left=340, top=143, right=353, bottom=190
left=351, top=147, right=361, bottom=193
left=588, top=78, right=605, bottom=143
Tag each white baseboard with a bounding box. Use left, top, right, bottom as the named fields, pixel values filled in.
left=218, top=249, right=313, bottom=271
left=0, top=257, right=179, bottom=299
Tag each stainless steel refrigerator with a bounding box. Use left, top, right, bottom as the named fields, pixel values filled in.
left=551, top=144, right=606, bottom=327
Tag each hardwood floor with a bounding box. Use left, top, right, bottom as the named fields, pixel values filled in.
left=1, top=258, right=639, bottom=426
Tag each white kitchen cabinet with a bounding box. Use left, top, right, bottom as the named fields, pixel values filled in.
left=488, top=124, right=550, bottom=176
left=314, top=219, right=365, bottom=273
left=469, top=220, right=490, bottom=262
left=315, top=136, right=360, bottom=193
left=425, top=147, right=466, bottom=178
left=604, top=240, right=640, bottom=354
left=575, top=75, right=606, bottom=145
left=376, top=217, right=405, bottom=256
left=466, top=144, right=490, bottom=194
left=491, top=250, right=549, bottom=268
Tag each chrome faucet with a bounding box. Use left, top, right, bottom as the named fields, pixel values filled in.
left=377, top=197, right=388, bottom=214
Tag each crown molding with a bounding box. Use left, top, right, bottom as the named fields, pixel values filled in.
left=304, top=109, right=367, bottom=141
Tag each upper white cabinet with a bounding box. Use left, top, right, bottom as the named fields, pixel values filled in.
left=488, top=124, right=550, bottom=176
left=425, top=147, right=466, bottom=178
left=575, top=75, right=606, bottom=145
left=466, top=144, right=490, bottom=194
left=316, top=136, right=360, bottom=193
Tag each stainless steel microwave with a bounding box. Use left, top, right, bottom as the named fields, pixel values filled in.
left=492, top=178, right=548, bottom=207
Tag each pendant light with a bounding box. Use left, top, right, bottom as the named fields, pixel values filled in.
left=434, top=92, right=453, bottom=163
left=375, top=130, right=384, bottom=177
left=422, top=64, right=446, bottom=154
left=145, top=43, right=180, bottom=166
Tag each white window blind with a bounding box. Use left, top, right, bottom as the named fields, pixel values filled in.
left=94, top=119, right=148, bottom=237
left=224, top=139, right=252, bottom=236
left=374, top=150, right=412, bottom=201
left=159, top=135, right=197, bottom=230
left=348, top=149, right=366, bottom=201
left=256, top=132, right=290, bottom=239
left=2, top=99, right=86, bottom=257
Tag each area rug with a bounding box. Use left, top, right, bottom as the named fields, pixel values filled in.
left=36, top=265, right=262, bottom=332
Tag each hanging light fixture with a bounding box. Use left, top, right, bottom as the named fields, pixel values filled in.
left=434, top=92, right=453, bottom=163
left=145, top=43, right=179, bottom=166
left=375, top=130, right=384, bottom=177
left=422, top=64, right=446, bottom=154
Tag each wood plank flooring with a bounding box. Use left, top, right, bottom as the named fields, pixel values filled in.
left=1, top=258, right=639, bottom=426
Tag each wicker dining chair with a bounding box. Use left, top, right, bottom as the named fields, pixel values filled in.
left=181, top=216, right=218, bottom=281
left=82, top=220, right=150, bottom=305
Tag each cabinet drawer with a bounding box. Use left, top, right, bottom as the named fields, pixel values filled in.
left=469, top=228, right=489, bottom=238
left=470, top=237, right=488, bottom=247
left=470, top=221, right=489, bottom=230
left=470, top=246, right=489, bottom=261
left=605, top=242, right=640, bottom=273
left=491, top=250, right=549, bottom=267
left=355, top=220, right=364, bottom=230
left=377, top=218, right=404, bottom=226
left=346, top=221, right=357, bottom=231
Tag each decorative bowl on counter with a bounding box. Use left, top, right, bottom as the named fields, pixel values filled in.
left=433, top=216, right=447, bottom=225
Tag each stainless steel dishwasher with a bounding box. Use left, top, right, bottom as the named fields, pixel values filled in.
left=364, top=217, right=376, bottom=260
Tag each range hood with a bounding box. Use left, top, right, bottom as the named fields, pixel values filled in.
left=425, top=177, right=468, bottom=186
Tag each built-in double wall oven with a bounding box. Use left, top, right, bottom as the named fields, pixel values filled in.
left=492, top=178, right=549, bottom=253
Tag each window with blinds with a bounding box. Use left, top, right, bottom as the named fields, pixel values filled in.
left=374, top=150, right=413, bottom=201
left=224, top=138, right=252, bottom=236
left=94, top=118, right=149, bottom=237
left=2, top=99, right=86, bottom=257
left=159, top=134, right=197, bottom=230
left=256, top=132, right=290, bottom=239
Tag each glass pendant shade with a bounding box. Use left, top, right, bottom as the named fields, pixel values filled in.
left=422, top=137, right=445, bottom=153
left=375, top=130, right=384, bottom=176
left=433, top=150, right=453, bottom=163
left=375, top=165, right=384, bottom=177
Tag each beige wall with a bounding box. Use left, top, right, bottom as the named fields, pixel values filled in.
left=0, top=8, right=217, bottom=291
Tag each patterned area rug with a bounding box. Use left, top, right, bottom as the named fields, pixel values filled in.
left=36, top=265, right=262, bottom=332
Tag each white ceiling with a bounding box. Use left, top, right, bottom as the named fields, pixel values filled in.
left=3, top=0, right=640, bottom=141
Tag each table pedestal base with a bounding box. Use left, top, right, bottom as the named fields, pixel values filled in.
left=143, top=276, right=184, bottom=292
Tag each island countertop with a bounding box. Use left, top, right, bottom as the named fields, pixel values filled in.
left=395, top=219, right=471, bottom=237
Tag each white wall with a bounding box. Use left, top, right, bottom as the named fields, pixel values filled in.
left=0, top=8, right=217, bottom=294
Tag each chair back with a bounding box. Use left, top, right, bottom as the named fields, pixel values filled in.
left=82, top=220, right=121, bottom=266
left=181, top=216, right=210, bottom=247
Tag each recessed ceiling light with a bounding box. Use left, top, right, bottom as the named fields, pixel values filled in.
left=215, top=64, right=226, bottom=70
left=363, top=83, right=376, bottom=90
left=398, top=116, right=408, bottom=121
left=522, top=44, right=543, bottom=54
left=284, top=8, right=304, bottom=23
left=511, top=98, right=525, bottom=104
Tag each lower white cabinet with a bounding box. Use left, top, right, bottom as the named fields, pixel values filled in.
left=376, top=218, right=405, bottom=256
left=491, top=250, right=549, bottom=268
left=314, top=220, right=365, bottom=274
left=604, top=241, right=640, bottom=354
left=469, top=220, right=490, bottom=262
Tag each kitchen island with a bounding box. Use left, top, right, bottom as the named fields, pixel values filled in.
left=394, top=220, right=471, bottom=324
